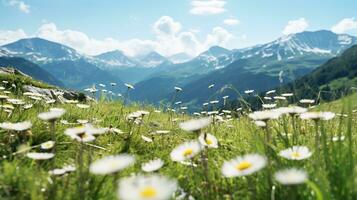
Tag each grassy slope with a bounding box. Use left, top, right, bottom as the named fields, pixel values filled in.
left=0, top=74, right=356, bottom=199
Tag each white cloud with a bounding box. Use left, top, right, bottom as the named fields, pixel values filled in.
left=282, top=18, right=309, bottom=35
left=190, top=0, right=226, bottom=15
left=0, top=16, right=234, bottom=57
left=205, top=26, right=233, bottom=47
left=0, top=29, right=27, bottom=45
left=223, top=18, right=240, bottom=26
left=331, top=18, right=357, bottom=34
left=153, top=16, right=182, bottom=36
left=8, top=0, right=30, bottom=13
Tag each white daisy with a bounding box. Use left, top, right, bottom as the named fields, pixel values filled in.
left=174, top=87, right=182, bottom=92
left=299, top=99, right=315, bottom=104
left=198, top=133, right=218, bottom=148
left=300, top=112, right=335, bottom=121
left=38, top=108, right=66, bottom=121
left=40, top=141, right=55, bottom=150
left=141, top=135, right=153, bottom=143
left=279, top=146, right=312, bottom=160
left=254, top=120, right=267, bottom=127
left=179, top=117, right=212, bottom=132
left=274, top=168, right=308, bottom=185
left=275, top=106, right=307, bottom=115
left=262, top=104, right=277, bottom=109
left=222, top=154, right=267, bottom=177
left=142, top=159, right=164, bottom=172
left=244, top=90, right=254, bottom=94
left=332, top=135, right=345, bottom=142
left=170, top=141, right=202, bottom=162
left=118, top=175, right=177, bottom=200
left=248, top=110, right=281, bottom=121
left=125, top=83, right=135, bottom=89
left=26, top=152, right=55, bottom=160
left=0, top=121, right=32, bottom=131
left=89, top=154, right=135, bottom=175
left=76, top=104, right=90, bottom=109
left=49, top=168, right=67, bottom=176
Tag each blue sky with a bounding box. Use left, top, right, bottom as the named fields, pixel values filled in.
left=1, top=0, right=357, bottom=56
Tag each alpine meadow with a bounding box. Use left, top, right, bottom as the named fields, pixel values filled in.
left=0, top=1, right=357, bottom=200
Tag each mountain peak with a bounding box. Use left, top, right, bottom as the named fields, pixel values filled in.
left=200, top=46, right=231, bottom=58
left=1, top=37, right=82, bottom=64
left=137, top=51, right=169, bottom=67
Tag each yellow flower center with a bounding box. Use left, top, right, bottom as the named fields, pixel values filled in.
left=290, top=152, right=300, bottom=158
left=236, top=161, right=252, bottom=171
left=206, top=139, right=213, bottom=145
left=183, top=148, right=193, bottom=157
left=140, top=186, right=157, bottom=198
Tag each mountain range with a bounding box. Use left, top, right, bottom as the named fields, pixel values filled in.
left=0, top=30, right=356, bottom=106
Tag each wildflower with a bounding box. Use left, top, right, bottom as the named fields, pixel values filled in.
left=38, top=108, right=66, bottom=121
left=125, top=83, right=135, bottom=90
left=170, top=141, right=202, bottom=162
left=49, top=168, right=67, bottom=176
left=275, top=106, right=307, bottom=115
left=7, top=98, right=25, bottom=105
left=76, top=104, right=90, bottom=109
left=198, top=133, right=218, bottom=148
left=23, top=104, right=33, bottom=109
left=300, top=112, right=335, bottom=121
left=174, top=87, right=182, bottom=92
left=248, top=110, right=281, bottom=121
left=279, top=146, right=312, bottom=160
left=118, top=175, right=177, bottom=200
left=262, top=104, right=277, bottom=109
left=266, top=90, right=276, bottom=95
left=142, top=159, right=164, bottom=172
left=222, top=154, right=267, bottom=177
left=332, top=135, right=345, bottom=142
left=41, top=141, right=55, bottom=150
left=64, top=126, right=95, bottom=142
left=179, top=117, right=212, bottom=132
left=89, top=154, right=135, bottom=175
left=254, top=120, right=267, bottom=127
left=282, top=93, right=294, bottom=97
left=274, top=168, right=308, bottom=185
left=0, top=121, right=32, bottom=131
left=63, top=165, right=76, bottom=172
left=274, top=96, right=287, bottom=100
left=244, top=90, right=254, bottom=94
left=154, top=130, right=170, bottom=134
left=299, top=99, right=315, bottom=104
left=141, top=135, right=153, bottom=142
left=26, top=152, right=55, bottom=160
left=45, top=99, right=56, bottom=104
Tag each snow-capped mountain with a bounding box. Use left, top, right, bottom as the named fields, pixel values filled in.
left=234, top=30, right=357, bottom=61
left=195, top=46, right=234, bottom=69
left=1, top=38, right=82, bottom=64
left=136, top=51, right=170, bottom=67
left=92, top=50, right=138, bottom=68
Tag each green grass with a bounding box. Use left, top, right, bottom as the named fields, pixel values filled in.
left=0, top=81, right=356, bottom=200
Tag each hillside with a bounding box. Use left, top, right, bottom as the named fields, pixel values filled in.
left=0, top=57, right=64, bottom=87
left=279, top=45, right=357, bottom=101
left=0, top=71, right=356, bottom=199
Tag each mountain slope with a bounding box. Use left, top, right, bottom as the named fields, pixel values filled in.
left=279, top=44, right=357, bottom=101
left=131, top=31, right=357, bottom=105
left=93, top=50, right=138, bottom=68
left=1, top=37, right=81, bottom=64
left=0, top=57, right=64, bottom=87
left=41, top=59, right=124, bottom=90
